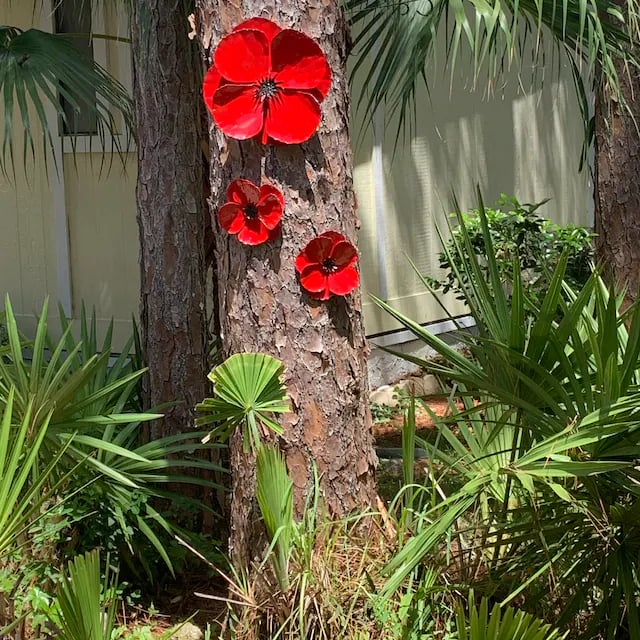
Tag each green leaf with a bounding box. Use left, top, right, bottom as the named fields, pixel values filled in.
left=0, top=26, right=134, bottom=178
left=197, top=353, right=289, bottom=450
left=256, top=444, right=294, bottom=590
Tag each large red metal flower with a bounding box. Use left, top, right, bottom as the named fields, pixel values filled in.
left=295, top=231, right=359, bottom=300
left=218, top=179, right=284, bottom=245
left=203, top=18, right=332, bottom=145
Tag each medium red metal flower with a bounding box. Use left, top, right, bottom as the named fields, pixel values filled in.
left=203, top=18, right=332, bottom=144
left=218, top=178, right=284, bottom=245
left=295, top=231, right=359, bottom=300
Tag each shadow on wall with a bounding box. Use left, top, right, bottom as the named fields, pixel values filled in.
left=352, top=33, right=592, bottom=337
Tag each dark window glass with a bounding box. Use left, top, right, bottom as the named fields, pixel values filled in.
left=54, top=0, right=98, bottom=135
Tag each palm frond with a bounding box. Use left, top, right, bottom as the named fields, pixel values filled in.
left=0, top=25, right=134, bottom=177
left=347, top=0, right=640, bottom=146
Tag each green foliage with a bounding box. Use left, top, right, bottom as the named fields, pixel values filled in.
left=347, top=0, right=640, bottom=156
left=374, top=196, right=640, bottom=638
left=370, top=401, right=401, bottom=424
left=196, top=352, right=289, bottom=451
left=429, top=195, right=593, bottom=303
left=256, top=444, right=294, bottom=591
left=455, top=596, right=566, bottom=640
left=0, top=25, right=134, bottom=177
left=0, top=387, right=74, bottom=558
left=0, top=296, right=225, bottom=580
left=51, top=549, right=119, bottom=640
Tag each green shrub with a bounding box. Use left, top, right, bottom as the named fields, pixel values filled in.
left=375, top=197, right=640, bottom=639
left=429, top=194, right=594, bottom=303
left=0, top=297, right=226, bottom=635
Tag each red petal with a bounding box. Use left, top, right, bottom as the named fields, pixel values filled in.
left=218, top=203, right=245, bottom=234
left=330, top=240, right=358, bottom=267
left=319, top=231, right=346, bottom=246
left=214, top=30, right=269, bottom=83
left=237, top=219, right=270, bottom=245
left=212, top=85, right=263, bottom=140
left=268, top=223, right=282, bottom=242
left=301, top=235, right=333, bottom=266
left=227, top=178, right=259, bottom=205
left=233, top=18, right=281, bottom=43
left=271, top=30, right=331, bottom=97
left=299, top=265, right=328, bottom=293
left=265, top=90, right=321, bottom=144
left=203, top=65, right=225, bottom=116
left=295, top=252, right=312, bottom=274
left=257, top=194, right=283, bottom=230
left=328, top=266, right=359, bottom=296
left=259, top=184, right=285, bottom=208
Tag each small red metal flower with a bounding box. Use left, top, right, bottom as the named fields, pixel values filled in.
left=295, top=231, right=360, bottom=300
left=203, top=17, right=332, bottom=144
left=218, top=178, right=284, bottom=245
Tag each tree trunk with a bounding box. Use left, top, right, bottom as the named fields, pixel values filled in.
left=594, top=15, right=640, bottom=303
left=131, top=2, right=209, bottom=438
left=195, top=1, right=377, bottom=565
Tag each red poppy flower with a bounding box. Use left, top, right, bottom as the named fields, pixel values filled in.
left=295, top=231, right=359, bottom=300
left=218, top=179, right=284, bottom=245
left=203, top=18, right=331, bottom=144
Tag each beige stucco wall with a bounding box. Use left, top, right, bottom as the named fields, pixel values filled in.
left=63, top=153, right=139, bottom=344
left=1, top=2, right=139, bottom=346
left=0, top=4, right=61, bottom=336
left=1, top=3, right=591, bottom=346
left=354, top=54, right=591, bottom=335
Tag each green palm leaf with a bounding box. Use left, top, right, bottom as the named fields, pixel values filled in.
left=196, top=353, right=290, bottom=450
left=0, top=25, right=133, bottom=177
left=256, top=444, right=294, bottom=590
left=456, top=595, right=566, bottom=639
left=347, top=0, right=640, bottom=147
left=53, top=549, right=119, bottom=640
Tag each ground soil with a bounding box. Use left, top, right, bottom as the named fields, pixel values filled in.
left=373, top=396, right=456, bottom=448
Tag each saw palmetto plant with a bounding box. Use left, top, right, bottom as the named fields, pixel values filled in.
left=376, top=196, right=640, bottom=637
left=347, top=0, right=640, bottom=159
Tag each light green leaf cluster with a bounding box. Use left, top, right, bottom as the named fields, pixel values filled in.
left=197, top=352, right=289, bottom=452
left=52, top=550, right=118, bottom=640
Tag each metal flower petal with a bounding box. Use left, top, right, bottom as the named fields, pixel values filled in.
left=217, top=179, right=284, bottom=245
left=295, top=232, right=360, bottom=299
left=204, top=18, right=331, bottom=144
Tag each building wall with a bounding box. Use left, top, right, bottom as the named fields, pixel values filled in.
left=0, top=3, right=591, bottom=347
left=354, top=55, right=592, bottom=335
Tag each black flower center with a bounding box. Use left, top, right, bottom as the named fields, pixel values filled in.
left=258, top=78, right=279, bottom=100
left=322, top=258, right=338, bottom=273
left=244, top=204, right=259, bottom=219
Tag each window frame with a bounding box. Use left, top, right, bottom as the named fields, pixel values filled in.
left=48, top=0, right=133, bottom=153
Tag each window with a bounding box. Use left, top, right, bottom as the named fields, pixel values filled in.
left=54, top=0, right=99, bottom=135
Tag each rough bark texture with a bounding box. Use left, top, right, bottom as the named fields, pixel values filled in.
left=196, top=1, right=378, bottom=565
left=131, top=1, right=209, bottom=438
left=595, top=20, right=640, bottom=303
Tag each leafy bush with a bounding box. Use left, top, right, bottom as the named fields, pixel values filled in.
left=0, top=297, right=226, bottom=635
left=375, top=197, right=640, bottom=639
left=0, top=298, right=225, bottom=572
left=428, top=194, right=594, bottom=302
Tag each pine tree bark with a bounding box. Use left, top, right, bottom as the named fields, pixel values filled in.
left=595, top=66, right=640, bottom=302
left=195, top=1, right=378, bottom=565
left=131, top=1, right=209, bottom=438
left=594, top=6, right=640, bottom=303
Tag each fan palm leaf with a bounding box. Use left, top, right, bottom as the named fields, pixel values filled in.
left=0, top=23, right=133, bottom=177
